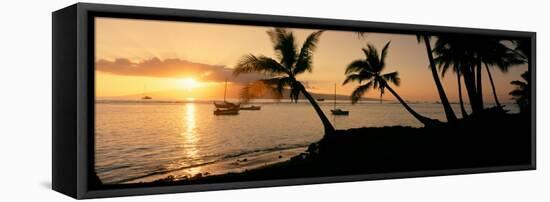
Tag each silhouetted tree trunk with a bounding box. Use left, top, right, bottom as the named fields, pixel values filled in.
left=383, top=81, right=439, bottom=127
left=462, top=66, right=482, bottom=114
left=456, top=67, right=468, bottom=118
left=298, top=82, right=335, bottom=136
left=476, top=59, right=484, bottom=109
left=485, top=63, right=501, bottom=108
left=422, top=35, right=457, bottom=122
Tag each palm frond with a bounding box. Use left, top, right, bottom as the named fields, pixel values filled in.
left=373, top=79, right=380, bottom=89
left=362, top=45, right=381, bottom=71
left=233, top=54, right=288, bottom=76
left=350, top=81, right=373, bottom=104
left=294, top=30, right=324, bottom=75
left=382, top=71, right=400, bottom=86
left=363, top=44, right=387, bottom=72
left=481, top=40, right=525, bottom=73
left=342, top=73, right=361, bottom=85
left=267, top=28, right=297, bottom=69
left=379, top=41, right=391, bottom=69
left=439, top=61, right=452, bottom=77
left=345, top=59, right=370, bottom=74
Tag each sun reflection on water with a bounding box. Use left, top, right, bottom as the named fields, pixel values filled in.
left=180, top=103, right=201, bottom=175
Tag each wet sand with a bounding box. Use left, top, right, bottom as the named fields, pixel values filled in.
left=124, top=147, right=307, bottom=184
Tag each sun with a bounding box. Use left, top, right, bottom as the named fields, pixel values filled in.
left=179, top=78, right=201, bottom=90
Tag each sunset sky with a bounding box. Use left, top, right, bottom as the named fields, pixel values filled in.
left=95, top=17, right=527, bottom=102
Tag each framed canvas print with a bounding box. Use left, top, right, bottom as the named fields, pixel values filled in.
left=52, top=3, right=536, bottom=199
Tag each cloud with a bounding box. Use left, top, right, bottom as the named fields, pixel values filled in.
left=95, top=57, right=265, bottom=83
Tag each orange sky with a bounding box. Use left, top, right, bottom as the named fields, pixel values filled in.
left=95, top=17, right=527, bottom=102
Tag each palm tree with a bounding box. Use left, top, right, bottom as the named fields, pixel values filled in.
left=435, top=36, right=525, bottom=114
left=474, top=38, right=524, bottom=109
left=233, top=28, right=335, bottom=135
left=510, top=39, right=530, bottom=114
left=436, top=56, right=469, bottom=118
left=455, top=64, right=469, bottom=117
left=509, top=70, right=530, bottom=113
left=417, top=34, right=457, bottom=122
left=343, top=41, right=439, bottom=127
left=434, top=36, right=483, bottom=114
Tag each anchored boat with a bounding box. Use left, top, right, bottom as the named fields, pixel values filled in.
left=214, top=108, right=239, bottom=115
left=240, top=105, right=261, bottom=110
left=331, top=83, right=349, bottom=116
left=213, top=79, right=241, bottom=115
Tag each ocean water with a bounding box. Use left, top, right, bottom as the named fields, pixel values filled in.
left=95, top=99, right=518, bottom=184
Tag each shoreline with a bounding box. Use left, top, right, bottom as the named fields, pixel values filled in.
left=95, top=99, right=517, bottom=106
left=115, top=147, right=308, bottom=184
left=94, top=112, right=531, bottom=189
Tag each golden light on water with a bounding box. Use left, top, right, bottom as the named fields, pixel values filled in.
left=181, top=103, right=200, bottom=166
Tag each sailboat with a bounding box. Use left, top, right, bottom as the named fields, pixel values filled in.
left=213, top=79, right=240, bottom=115
left=331, top=83, right=349, bottom=115
left=141, top=84, right=152, bottom=100
left=213, top=79, right=239, bottom=109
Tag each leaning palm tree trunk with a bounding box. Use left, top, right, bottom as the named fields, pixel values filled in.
left=422, top=35, right=457, bottom=122
left=383, top=82, right=439, bottom=127
left=297, top=82, right=335, bottom=135
left=456, top=68, right=468, bottom=118
left=485, top=63, right=501, bottom=108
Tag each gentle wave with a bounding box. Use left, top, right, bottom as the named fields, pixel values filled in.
left=111, top=143, right=309, bottom=184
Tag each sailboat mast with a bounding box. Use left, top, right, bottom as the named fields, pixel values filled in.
left=334, top=83, right=336, bottom=110
left=224, top=79, right=227, bottom=102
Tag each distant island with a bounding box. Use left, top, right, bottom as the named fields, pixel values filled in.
left=106, top=84, right=382, bottom=102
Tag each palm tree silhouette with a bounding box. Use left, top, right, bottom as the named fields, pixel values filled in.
left=343, top=41, right=439, bottom=127
left=433, top=36, right=482, bottom=114
left=509, top=70, right=530, bottom=113
left=434, top=36, right=524, bottom=113
left=510, top=39, right=530, bottom=114
left=233, top=28, right=335, bottom=135
left=435, top=51, right=469, bottom=118
left=473, top=38, right=524, bottom=109
left=416, top=34, right=457, bottom=122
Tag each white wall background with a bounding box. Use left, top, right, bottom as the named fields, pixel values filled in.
left=0, top=0, right=547, bottom=201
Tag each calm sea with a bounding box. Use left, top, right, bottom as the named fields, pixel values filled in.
left=95, top=99, right=518, bottom=184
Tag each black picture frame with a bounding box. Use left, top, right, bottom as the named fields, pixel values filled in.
left=52, top=3, right=536, bottom=199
